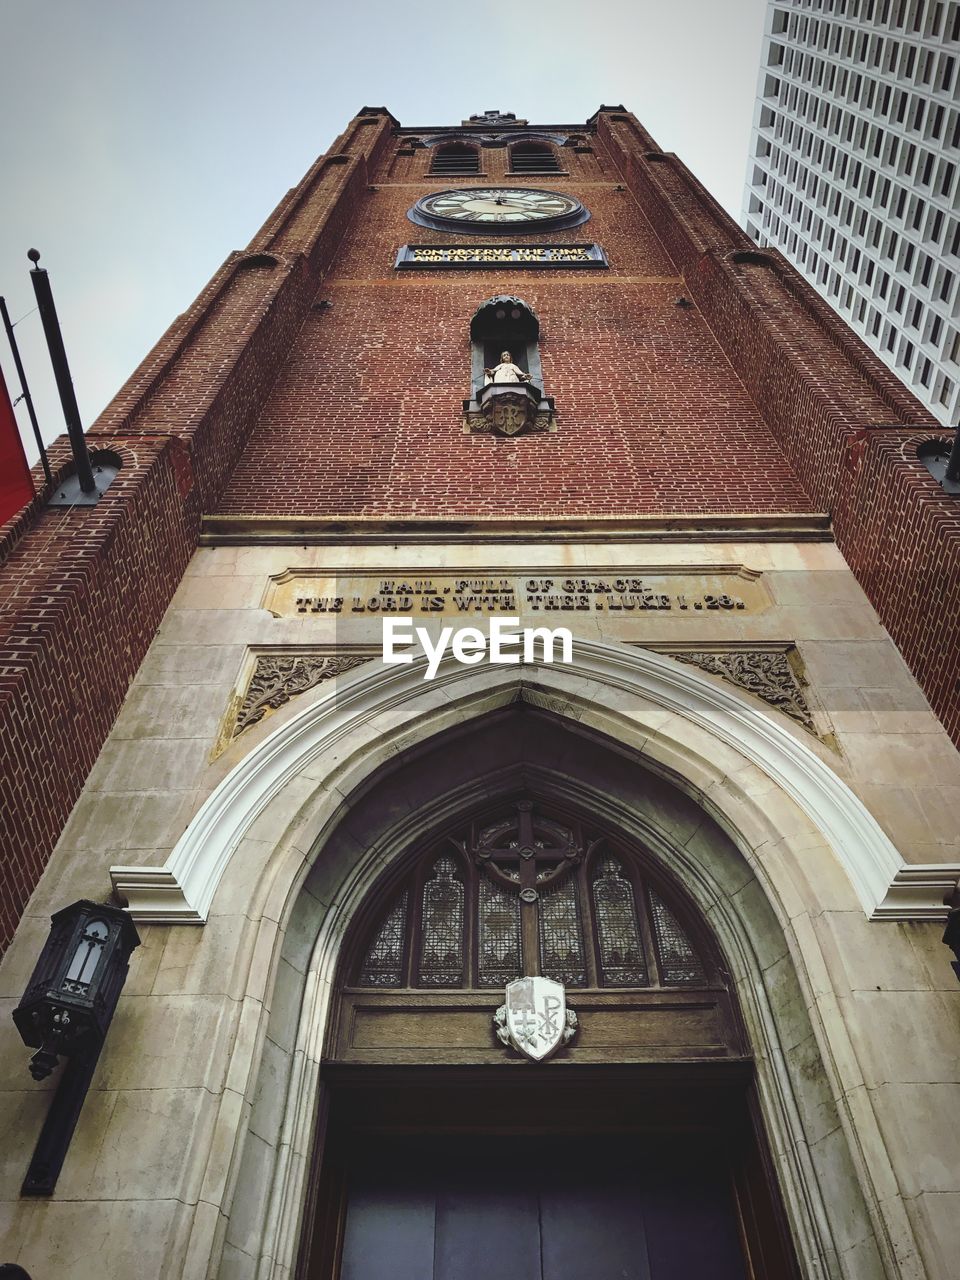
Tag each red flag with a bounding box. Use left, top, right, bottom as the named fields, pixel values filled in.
left=0, top=364, right=34, bottom=524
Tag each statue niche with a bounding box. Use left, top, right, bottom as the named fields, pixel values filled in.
left=464, top=295, right=556, bottom=437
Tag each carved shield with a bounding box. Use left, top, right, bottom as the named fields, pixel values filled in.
left=496, top=976, right=575, bottom=1061
left=490, top=400, right=529, bottom=436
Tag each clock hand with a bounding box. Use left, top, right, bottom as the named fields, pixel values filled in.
left=462, top=200, right=526, bottom=213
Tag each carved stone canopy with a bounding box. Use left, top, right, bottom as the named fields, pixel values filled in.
left=470, top=295, right=541, bottom=341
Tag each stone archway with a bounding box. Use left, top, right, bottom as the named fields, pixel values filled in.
left=187, top=672, right=912, bottom=1280
left=110, top=644, right=929, bottom=1280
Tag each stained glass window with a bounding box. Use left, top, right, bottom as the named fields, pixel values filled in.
left=538, top=877, right=586, bottom=986
left=649, top=888, right=707, bottom=986
left=353, top=804, right=714, bottom=993
left=359, top=890, right=408, bottom=987
left=593, top=857, right=648, bottom=987
left=478, top=875, right=522, bottom=988
left=419, top=857, right=465, bottom=987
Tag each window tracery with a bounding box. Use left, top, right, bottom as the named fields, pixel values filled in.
left=359, top=890, right=408, bottom=987
left=649, top=887, right=708, bottom=986
left=355, top=801, right=713, bottom=993
left=538, top=877, right=587, bottom=986
left=478, top=876, right=522, bottom=988
left=593, top=857, right=649, bottom=986
left=419, top=856, right=465, bottom=986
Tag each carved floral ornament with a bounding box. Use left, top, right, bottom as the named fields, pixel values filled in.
left=664, top=648, right=816, bottom=734
left=231, top=654, right=373, bottom=740
left=218, top=645, right=819, bottom=753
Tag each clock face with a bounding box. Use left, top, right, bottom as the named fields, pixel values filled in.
left=409, top=188, right=589, bottom=234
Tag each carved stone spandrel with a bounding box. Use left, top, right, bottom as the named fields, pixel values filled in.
left=662, top=646, right=818, bottom=736
left=213, top=652, right=375, bottom=756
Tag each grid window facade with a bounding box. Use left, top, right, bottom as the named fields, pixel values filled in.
left=743, top=0, right=960, bottom=426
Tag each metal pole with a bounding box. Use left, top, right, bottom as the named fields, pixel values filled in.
left=26, top=249, right=95, bottom=495
left=0, top=295, right=53, bottom=487
left=21, top=1040, right=102, bottom=1195
left=946, top=428, right=960, bottom=484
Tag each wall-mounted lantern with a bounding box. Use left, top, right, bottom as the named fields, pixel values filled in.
left=11, top=900, right=139, bottom=1194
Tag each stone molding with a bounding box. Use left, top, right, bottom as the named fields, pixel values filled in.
left=225, top=643, right=817, bottom=748
left=109, top=641, right=956, bottom=924
left=199, top=512, right=834, bottom=545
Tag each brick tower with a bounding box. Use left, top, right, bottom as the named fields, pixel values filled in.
left=1, top=106, right=959, bottom=1280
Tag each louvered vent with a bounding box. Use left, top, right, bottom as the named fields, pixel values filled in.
left=430, top=146, right=481, bottom=176
left=511, top=145, right=561, bottom=173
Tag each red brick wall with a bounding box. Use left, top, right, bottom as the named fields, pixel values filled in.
left=832, top=429, right=960, bottom=746
left=0, top=438, right=192, bottom=947
left=0, top=110, right=395, bottom=952
left=218, top=131, right=813, bottom=517
left=597, top=111, right=960, bottom=752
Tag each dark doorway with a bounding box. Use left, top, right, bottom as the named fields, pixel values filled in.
left=338, top=1133, right=746, bottom=1280
left=302, top=1066, right=799, bottom=1280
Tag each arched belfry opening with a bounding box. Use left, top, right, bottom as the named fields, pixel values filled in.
left=429, top=141, right=481, bottom=176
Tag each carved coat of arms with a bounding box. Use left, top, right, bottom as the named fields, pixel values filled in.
left=488, top=396, right=530, bottom=437
left=494, top=976, right=578, bottom=1061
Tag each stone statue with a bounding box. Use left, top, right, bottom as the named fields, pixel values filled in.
left=484, top=351, right=531, bottom=385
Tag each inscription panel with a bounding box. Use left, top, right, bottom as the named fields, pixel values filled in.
left=264, top=566, right=770, bottom=618
left=395, top=243, right=608, bottom=269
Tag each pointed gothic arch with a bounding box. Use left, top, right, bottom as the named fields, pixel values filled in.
left=204, top=696, right=906, bottom=1280
left=113, top=644, right=932, bottom=1280
left=112, top=640, right=928, bottom=927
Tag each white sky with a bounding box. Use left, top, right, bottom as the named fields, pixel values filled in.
left=0, top=0, right=769, bottom=462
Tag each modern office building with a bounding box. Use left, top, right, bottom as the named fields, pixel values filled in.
left=743, top=0, right=960, bottom=427
left=1, top=102, right=960, bottom=1279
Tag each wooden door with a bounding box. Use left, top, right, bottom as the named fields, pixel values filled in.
left=337, top=1134, right=747, bottom=1280
left=302, top=1066, right=799, bottom=1280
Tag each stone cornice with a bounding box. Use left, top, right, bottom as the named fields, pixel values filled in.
left=199, top=512, right=833, bottom=546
